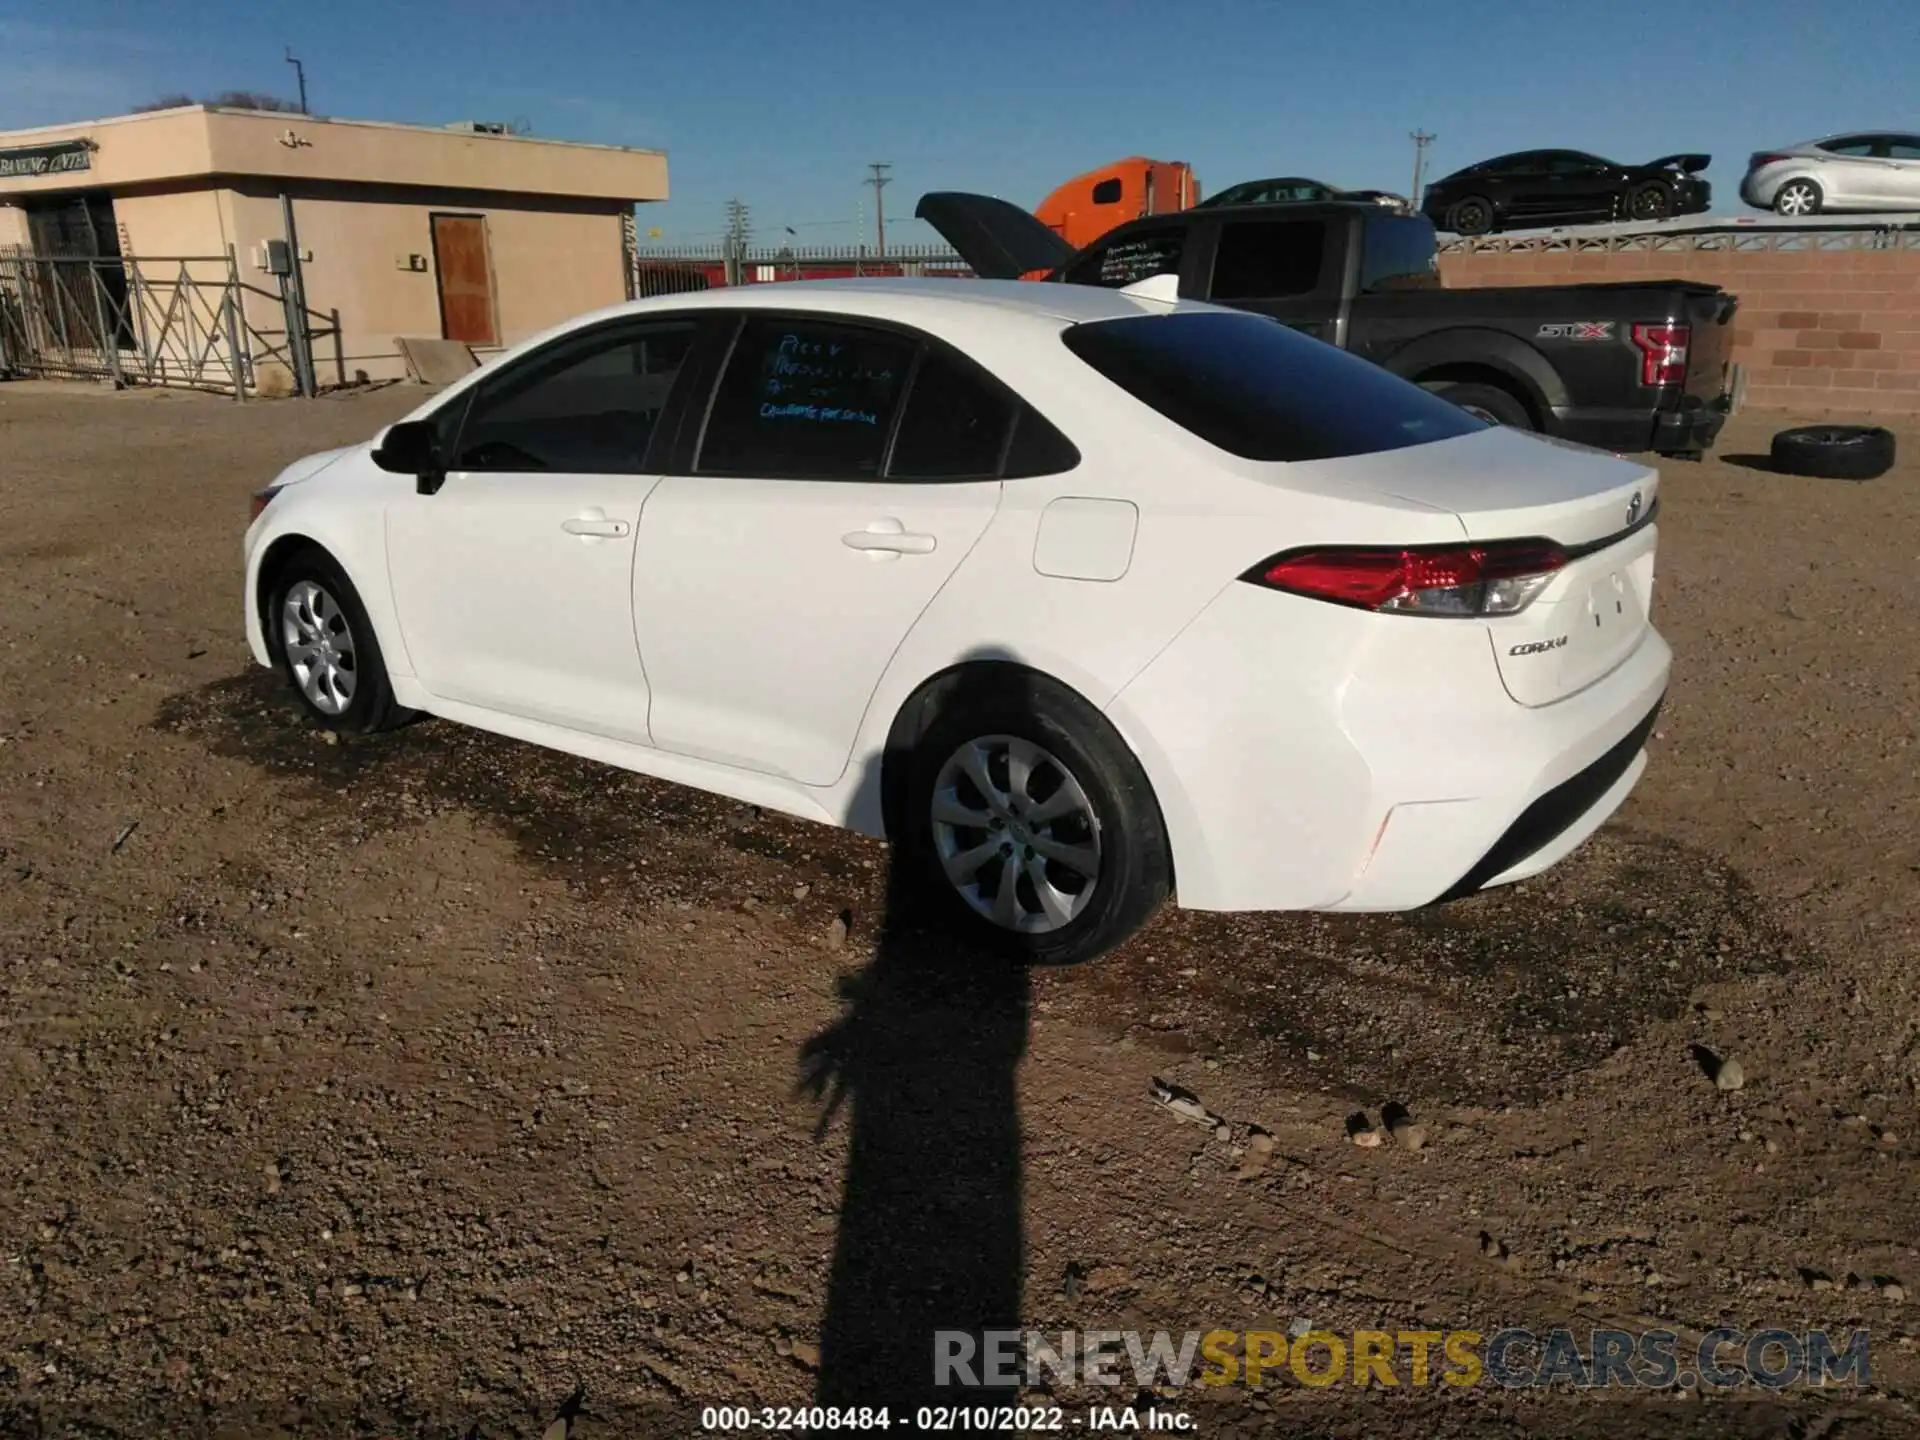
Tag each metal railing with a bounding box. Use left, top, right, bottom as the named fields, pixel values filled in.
left=0, top=248, right=342, bottom=398
left=630, top=238, right=972, bottom=295
left=1438, top=218, right=1920, bottom=256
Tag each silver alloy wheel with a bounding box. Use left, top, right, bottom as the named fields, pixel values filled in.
left=1776, top=182, right=1817, bottom=216
left=929, top=734, right=1103, bottom=934
left=281, top=578, right=358, bottom=716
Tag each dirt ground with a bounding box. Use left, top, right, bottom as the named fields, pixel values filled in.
left=1, top=380, right=1916, bottom=1440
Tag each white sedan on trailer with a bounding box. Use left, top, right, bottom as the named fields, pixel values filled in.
left=244, top=277, right=1669, bottom=964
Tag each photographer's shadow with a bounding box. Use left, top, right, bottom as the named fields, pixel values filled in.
left=798, top=857, right=1031, bottom=1415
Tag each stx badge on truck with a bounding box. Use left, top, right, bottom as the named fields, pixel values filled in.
left=1537, top=321, right=1617, bottom=341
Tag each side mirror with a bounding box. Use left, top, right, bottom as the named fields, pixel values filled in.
left=371, top=420, right=446, bottom=494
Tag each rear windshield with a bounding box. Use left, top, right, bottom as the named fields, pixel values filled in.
left=1060, top=310, right=1484, bottom=462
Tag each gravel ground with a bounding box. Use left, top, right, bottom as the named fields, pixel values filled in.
left=1, top=381, right=1916, bottom=1438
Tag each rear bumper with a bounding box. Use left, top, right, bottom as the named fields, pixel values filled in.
left=1433, top=695, right=1662, bottom=902
left=1553, top=397, right=1728, bottom=456
left=1103, top=579, right=1673, bottom=914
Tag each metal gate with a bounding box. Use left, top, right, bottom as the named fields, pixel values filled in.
left=0, top=248, right=342, bottom=398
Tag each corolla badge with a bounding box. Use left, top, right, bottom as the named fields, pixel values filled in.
left=1626, top=491, right=1643, bottom=526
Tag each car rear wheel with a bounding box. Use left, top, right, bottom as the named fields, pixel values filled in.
left=1626, top=181, right=1673, bottom=221
left=1445, top=197, right=1495, bottom=236
left=1773, top=180, right=1822, bottom=217
left=1428, top=380, right=1533, bottom=430
left=901, top=674, right=1170, bottom=966
left=267, top=549, right=413, bottom=734
left=1768, top=424, right=1894, bottom=480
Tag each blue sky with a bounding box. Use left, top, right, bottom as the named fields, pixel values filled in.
left=2, top=0, right=1914, bottom=246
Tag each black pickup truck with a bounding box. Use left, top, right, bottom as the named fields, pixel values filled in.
left=916, top=191, right=1737, bottom=457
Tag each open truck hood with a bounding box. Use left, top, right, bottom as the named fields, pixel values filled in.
left=915, top=191, right=1077, bottom=281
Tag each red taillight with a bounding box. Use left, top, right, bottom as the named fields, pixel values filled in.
left=1630, top=322, right=1689, bottom=387
left=1750, top=152, right=1790, bottom=168
left=1246, top=541, right=1567, bottom=617
left=249, top=488, right=279, bottom=523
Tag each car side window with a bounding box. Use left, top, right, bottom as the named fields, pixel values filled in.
left=449, top=319, right=696, bottom=474
left=887, top=343, right=1017, bottom=480
left=1820, top=137, right=1876, bottom=157
left=1208, top=220, right=1325, bottom=302
left=1887, top=139, right=1920, bottom=160
left=697, top=315, right=916, bottom=479
left=1063, top=227, right=1185, bottom=288
left=1548, top=154, right=1601, bottom=174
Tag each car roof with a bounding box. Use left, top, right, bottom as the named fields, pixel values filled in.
left=624, top=276, right=1170, bottom=323
left=506, top=277, right=1209, bottom=360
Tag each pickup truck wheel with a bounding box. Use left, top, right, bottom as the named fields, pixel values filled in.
left=1773, top=179, right=1822, bottom=217
left=1445, top=197, right=1494, bottom=236
left=1768, top=425, right=1894, bottom=481
left=1428, top=381, right=1532, bottom=430
left=1626, top=182, right=1673, bottom=221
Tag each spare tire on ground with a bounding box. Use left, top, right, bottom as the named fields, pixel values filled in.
left=1768, top=424, right=1896, bottom=481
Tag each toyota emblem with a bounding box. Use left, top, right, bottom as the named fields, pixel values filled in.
left=1626, top=491, right=1643, bottom=526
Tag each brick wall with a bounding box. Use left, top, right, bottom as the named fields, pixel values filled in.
left=1438, top=246, right=1920, bottom=415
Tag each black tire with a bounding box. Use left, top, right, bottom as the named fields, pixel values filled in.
left=1445, top=196, right=1495, bottom=236
left=264, top=547, right=414, bottom=734
left=1428, top=380, right=1533, bottom=430
left=1768, top=424, right=1895, bottom=481
left=1773, top=179, right=1822, bottom=217
left=898, top=671, right=1170, bottom=966
left=1626, top=181, right=1673, bottom=221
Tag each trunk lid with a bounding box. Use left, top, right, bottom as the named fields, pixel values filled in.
left=915, top=191, right=1077, bottom=281
left=1327, top=424, right=1658, bottom=549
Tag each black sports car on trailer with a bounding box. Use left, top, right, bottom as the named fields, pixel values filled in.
left=1421, top=149, right=1712, bottom=235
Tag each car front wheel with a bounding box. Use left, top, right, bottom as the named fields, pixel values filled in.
left=901, top=674, right=1170, bottom=965
left=1445, top=197, right=1495, bottom=236
left=267, top=549, right=412, bottom=734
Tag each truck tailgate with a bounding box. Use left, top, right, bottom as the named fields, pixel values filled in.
left=1683, top=290, right=1737, bottom=405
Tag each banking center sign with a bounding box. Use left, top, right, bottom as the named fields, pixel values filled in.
left=0, top=140, right=93, bottom=180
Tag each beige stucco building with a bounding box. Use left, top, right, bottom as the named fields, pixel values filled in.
left=0, top=105, right=667, bottom=386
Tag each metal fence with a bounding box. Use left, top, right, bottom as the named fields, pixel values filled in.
left=630, top=239, right=972, bottom=296
left=0, top=248, right=342, bottom=398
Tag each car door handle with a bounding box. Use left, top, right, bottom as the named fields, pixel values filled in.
left=842, top=519, right=936, bottom=556
left=562, top=516, right=630, bottom=538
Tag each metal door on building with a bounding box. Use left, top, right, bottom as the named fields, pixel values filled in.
left=430, top=213, right=498, bottom=346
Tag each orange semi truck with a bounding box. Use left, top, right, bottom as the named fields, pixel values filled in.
left=1034, top=157, right=1201, bottom=250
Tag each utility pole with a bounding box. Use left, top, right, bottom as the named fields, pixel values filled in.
left=866, top=163, right=892, bottom=257
left=1409, top=130, right=1436, bottom=208
left=723, top=198, right=751, bottom=285
left=284, top=47, right=309, bottom=114
left=724, top=198, right=751, bottom=249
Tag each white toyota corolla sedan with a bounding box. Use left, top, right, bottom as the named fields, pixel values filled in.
left=243, top=277, right=1669, bottom=964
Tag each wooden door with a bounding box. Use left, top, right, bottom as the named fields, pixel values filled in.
left=430, top=213, right=497, bottom=345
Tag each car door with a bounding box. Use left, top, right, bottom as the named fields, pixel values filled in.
left=1811, top=136, right=1880, bottom=207
left=1856, top=135, right=1920, bottom=209
left=631, top=311, right=1007, bottom=786
left=1502, top=152, right=1563, bottom=219
left=384, top=313, right=702, bottom=743
left=1197, top=214, right=1340, bottom=343
left=1546, top=153, right=1623, bottom=220
left=1881, top=136, right=1920, bottom=210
